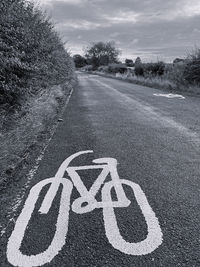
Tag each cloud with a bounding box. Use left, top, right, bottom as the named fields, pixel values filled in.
left=103, top=11, right=139, bottom=24
left=110, top=32, right=120, bottom=38
left=36, top=0, right=83, bottom=5
left=57, top=20, right=104, bottom=30
left=132, top=39, right=139, bottom=45
left=38, top=0, right=200, bottom=62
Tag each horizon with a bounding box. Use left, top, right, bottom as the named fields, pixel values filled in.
left=33, top=0, right=200, bottom=63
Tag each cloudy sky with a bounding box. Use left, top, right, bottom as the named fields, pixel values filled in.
left=36, top=0, right=200, bottom=62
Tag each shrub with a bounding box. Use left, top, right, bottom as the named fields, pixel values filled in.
left=164, top=64, right=187, bottom=87
left=134, top=64, right=144, bottom=76
left=107, top=63, right=127, bottom=74
left=81, top=65, right=93, bottom=71
left=183, top=49, right=200, bottom=85
left=144, top=62, right=165, bottom=76
left=73, top=54, right=87, bottom=68
left=125, top=59, right=134, bottom=67
left=0, top=0, right=74, bottom=106
left=97, top=66, right=109, bottom=72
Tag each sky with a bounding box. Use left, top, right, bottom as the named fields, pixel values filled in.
left=34, top=0, right=200, bottom=62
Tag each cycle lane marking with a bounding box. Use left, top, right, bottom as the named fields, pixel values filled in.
left=7, top=178, right=73, bottom=267
left=7, top=151, right=163, bottom=267
left=0, top=88, right=74, bottom=238
left=153, top=93, right=185, bottom=99
left=91, top=79, right=200, bottom=147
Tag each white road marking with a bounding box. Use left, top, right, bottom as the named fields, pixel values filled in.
left=153, top=93, right=185, bottom=99
left=92, top=79, right=200, bottom=147
left=7, top=151, right=163, bottom=267
left=7, top=178, right=73, bottom=267
left=1, top=88, right=74, bottom=237
left=103, top=179, right=162, bottom=255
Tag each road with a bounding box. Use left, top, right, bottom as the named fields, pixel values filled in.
left=1, top=72, right=200, bottom=266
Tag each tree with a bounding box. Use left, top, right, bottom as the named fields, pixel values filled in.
left=85, top=41, right=120, bottom=69
left=173, top=58, right=185, bottom=64
left=73, top=54, right=87, bottom=68
left=134, top=57, right=143, bottom=76
left=125, top=59, right=134, bottom=67
left=135, top=57, right=142, bottom=66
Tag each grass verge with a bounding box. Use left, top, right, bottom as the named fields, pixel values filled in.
left=0, top=78, right=76, bottom=190
left=87, top=71, right=200, bottom=96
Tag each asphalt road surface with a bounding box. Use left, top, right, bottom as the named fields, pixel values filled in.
left=1, top=72, right=200, bottom=267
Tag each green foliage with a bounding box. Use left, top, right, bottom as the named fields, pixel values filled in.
left=0, top=0, right=74, bottom=106
left=85, top=41, right=120, bottom=69
left=184, top=49, right=200, bottom=84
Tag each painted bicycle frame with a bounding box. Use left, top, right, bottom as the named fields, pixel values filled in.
left=7, top=151, right=163, bottom=267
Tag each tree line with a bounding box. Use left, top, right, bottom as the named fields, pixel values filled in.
left=73, top=41, right=200, bottom=86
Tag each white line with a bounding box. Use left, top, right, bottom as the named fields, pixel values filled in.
left=39, top=150, right=93, bottom=214
left=153, top=93, right=185, bottom=99
left=0, top=88, right=74, bottom=237
left=92, top=79, right=200, bottom=146
left=103, top=179, right=163, bottom=255
left=7, top=178, right=73, bottom=267
left=7, top=151, right=163, bottom=266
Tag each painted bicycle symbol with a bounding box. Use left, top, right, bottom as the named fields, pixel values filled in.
left=7, top=151, right=163, bottom=267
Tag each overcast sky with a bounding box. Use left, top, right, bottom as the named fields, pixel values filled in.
left=36, top=0, right=200, bottom=62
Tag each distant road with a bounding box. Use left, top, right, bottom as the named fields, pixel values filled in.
left=1, top=72, right=200, bottom=266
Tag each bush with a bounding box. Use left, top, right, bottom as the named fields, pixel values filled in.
left=183, top=49, right=200, bottom=85
left=73, top=54, right=87, bottom=68
left=164, top=64, right=187, bottom=87
left=107, top=63, right=127, bottom=74
left=81, top=65, right=93, bottom=71
left=134, top=64, right=144, bottom=76
left=0, top=0, right=74, bottom=106
left=97, top=66, right=109, bottom=72
left=134, top=61, right=165, bottom=77
left=125, top=59, right=134, bottom=67
left=144, top=62, right=165, bottom=76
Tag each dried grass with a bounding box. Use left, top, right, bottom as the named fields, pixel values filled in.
left=0, top=84, right=71, bottom=186
left=91, top=71, right=200, bottom=95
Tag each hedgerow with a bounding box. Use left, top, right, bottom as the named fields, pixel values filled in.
left=0, top=0, right=74, bottom=106
left=183, top=49, right=200, bottom=85
left=134, top=62, right=165, bottom=77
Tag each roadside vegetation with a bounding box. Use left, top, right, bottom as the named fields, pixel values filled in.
left=74, top=42, right=200, bottom=95
left=0, top=0, right=74, bottom=107
left=0, top=0, right=76, bottom=188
